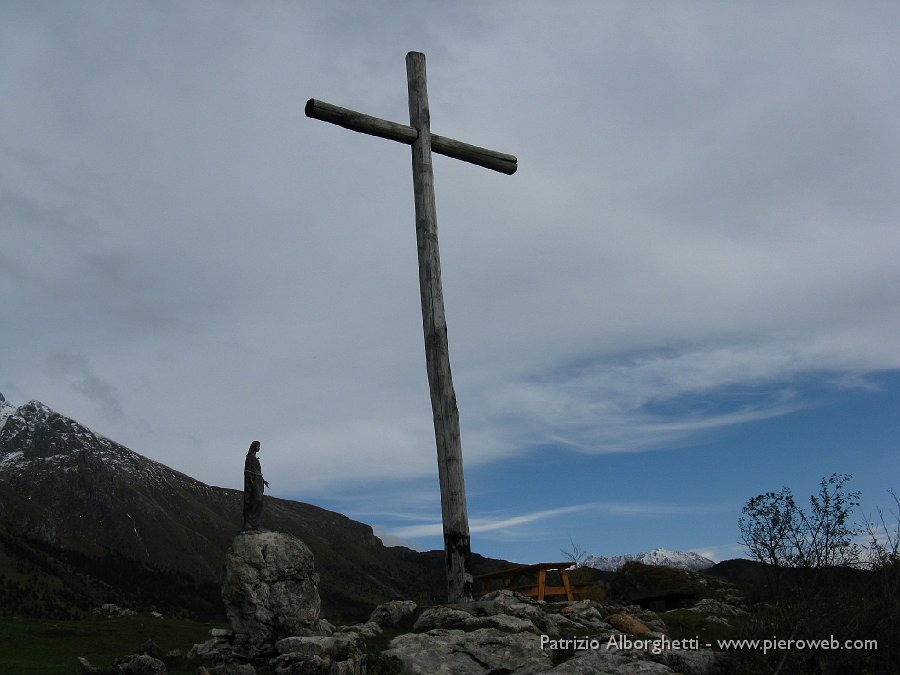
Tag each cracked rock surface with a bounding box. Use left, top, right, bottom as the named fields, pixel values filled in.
left=221, top=531, right=321, bottom=646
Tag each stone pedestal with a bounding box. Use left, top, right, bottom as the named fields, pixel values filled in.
left=221, top=530, right=321, bottom=646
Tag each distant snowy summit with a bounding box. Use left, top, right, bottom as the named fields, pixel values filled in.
left=582, top=547, right=714, bottom=572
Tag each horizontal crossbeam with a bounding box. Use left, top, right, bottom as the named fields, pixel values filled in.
left=305, top=98, right=518, bottom=175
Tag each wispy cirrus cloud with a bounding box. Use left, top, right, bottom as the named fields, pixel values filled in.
left=388, top=500, right=729, bottom=539
left=456, top=340, right=872, bottom=467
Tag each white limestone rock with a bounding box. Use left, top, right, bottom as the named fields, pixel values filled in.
left=412, top=605, right=539, bottom=633
left=368, top=599, right=417, bottom=627
left=385, top=628, right=553, bottom=674
left=221, top=531, right=321, bottom=646
left=273, top=632, right=365, bottom=675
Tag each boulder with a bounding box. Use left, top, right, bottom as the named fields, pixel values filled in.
left=611, top=562, right=706, bottom=611
left=368, top=599, right=417, bottom=627
left=465, top=589, right=559, bottom=635
left=221, top=531, right=321, bottom=645
left=188, top=637, right=231, bottom=661
left=412, top=606, right=478, bottom=632
left=338, top=621, right=381, bottom=638
left=468, top=589, right=546, bottom=623
left=558, top=601, right=610, bottom=630
left=275, top=632, right=363, bottom=657
left=386, top=628, right=552, bottom=674
left=607, top=612, right=651, bottom=635
left=412, top=606, right=538, bottom=633
left=273, top=632, right=365, bottom=674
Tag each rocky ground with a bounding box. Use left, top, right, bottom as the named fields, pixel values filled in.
left=79, top=589, right=749, bottom=674
left=78, top=531, right=747, bottom=674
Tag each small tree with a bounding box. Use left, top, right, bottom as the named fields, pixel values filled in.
left=560, top=537, right=587, bottom=568
left=561, top=538, right=597, bottom=590
left=795, top=473, right=861, bottom=569
left=739, top=473, right=861, bottom=572
left=738, top=486, right=797, bottom=569
left=730, top=479, right=899, bottom=674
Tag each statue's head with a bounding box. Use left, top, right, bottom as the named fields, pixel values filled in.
left=249, top=440, right=261, bottom=453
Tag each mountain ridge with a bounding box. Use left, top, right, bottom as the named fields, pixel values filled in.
left=583, top=547, right=715, bottom=572
left=0, top=393, right=509, bottom=620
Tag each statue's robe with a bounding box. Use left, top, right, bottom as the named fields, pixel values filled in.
left=243, top=452, right=265, bottom=530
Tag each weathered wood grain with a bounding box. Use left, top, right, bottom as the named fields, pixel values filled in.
left=305, top=98, right=517, bottom=175
left=307, top=51, right=516, bottom=604
left=305, top=98, right=417, bottom=145
left=406, top=51, right=473, bottom=604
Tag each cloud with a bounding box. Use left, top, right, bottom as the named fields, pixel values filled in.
left=45, top=352, right=124, bottom=421
left=1, top=2, right=899, bottom=509
left=388, top=500, right=729, bottom=540
left=456, top=338, right=895, bottom=465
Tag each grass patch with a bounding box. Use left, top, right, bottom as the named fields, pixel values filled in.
left=659, top=609, right=740, bottom=644
left=0, top=615, right=227, bottom=675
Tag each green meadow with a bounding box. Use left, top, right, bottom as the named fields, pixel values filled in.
left=0, top=615, right=227, bottom=675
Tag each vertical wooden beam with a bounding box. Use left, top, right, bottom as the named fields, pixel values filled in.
left=406, top=51, right=473, bottom=604
left=561, top=568, right=574, bottom=601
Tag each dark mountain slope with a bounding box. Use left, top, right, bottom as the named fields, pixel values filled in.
left=0, top=397, right=508, bottom=621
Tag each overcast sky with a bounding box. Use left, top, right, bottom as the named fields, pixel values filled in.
left=3, top=1, right=899, bottom=564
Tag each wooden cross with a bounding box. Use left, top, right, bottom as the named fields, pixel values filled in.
left=306, top=52, right=516, bottom=603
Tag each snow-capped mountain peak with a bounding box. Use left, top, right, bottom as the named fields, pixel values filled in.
left=0, top=394, right=195, bottom=490
left=582, top=547, right=714, bottom=572
left=0, top=392, right=15, bottom=430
